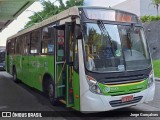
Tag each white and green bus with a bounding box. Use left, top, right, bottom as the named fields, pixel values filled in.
left=6, top=6, right=155, bottom=112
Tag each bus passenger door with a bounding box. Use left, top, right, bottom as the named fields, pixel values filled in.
left=54, top=25, right=66, bottom=101
left=54, top=23, right=74, bottom=107
left=65, top=23, right=74, bottom=107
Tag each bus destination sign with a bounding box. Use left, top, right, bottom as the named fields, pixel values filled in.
left=84, top=8, right=138, bottom=23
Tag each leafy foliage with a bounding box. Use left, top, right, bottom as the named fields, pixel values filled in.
left=152, top=60, right=160, bottom=78
left=140, top=15, right=160, bottom=22
left=25, top=0, right=84, bottom=28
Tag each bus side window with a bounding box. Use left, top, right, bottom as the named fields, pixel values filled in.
left=30, top=30, right=41, bottom=54
left=7, top=42, right=11, bottom=55
left=9, top=39, right=15, bottom=55
left=42, top=25, right=54, bottom=54
left=20, top=36, right=25, bottom=55
left=57, top=30, right=65, bottom=61
left=24, top=34, right=30, bottom=55
left=15, top=37, right=21, bottom=55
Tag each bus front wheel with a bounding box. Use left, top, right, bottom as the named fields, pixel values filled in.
left=48, top=79, right=57, bottom=105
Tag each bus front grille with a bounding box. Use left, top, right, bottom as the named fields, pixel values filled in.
left=109, top=96, right=143, bottom=107
left=99, top=75, right=147, bottom=85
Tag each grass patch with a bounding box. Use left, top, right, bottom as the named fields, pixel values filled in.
left=152, top=60, right=160, bottom=78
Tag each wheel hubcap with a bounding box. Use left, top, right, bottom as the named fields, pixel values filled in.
left=13, top=72, right=16, bottom=80
left=48, top=84, right=54, bottom=100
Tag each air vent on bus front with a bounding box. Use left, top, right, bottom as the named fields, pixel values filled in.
left=99, top=75, right=147, bottom=85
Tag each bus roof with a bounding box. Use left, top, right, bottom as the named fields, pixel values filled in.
left=7, top=6, right=139, bottom=40
left=8, top=6, right=80, bottom=40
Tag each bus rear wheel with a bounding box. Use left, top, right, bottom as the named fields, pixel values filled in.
left=48, top=79, right=57, bottom=105
left=13, top=68, right=19, bottom=83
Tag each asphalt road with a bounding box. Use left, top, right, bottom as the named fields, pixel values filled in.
left=0, top=71, right=160, bottom=120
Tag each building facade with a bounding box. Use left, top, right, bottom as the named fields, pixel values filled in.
left=113, top=0, right=159, bottom=17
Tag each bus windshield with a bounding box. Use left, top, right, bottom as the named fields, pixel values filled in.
left=83, top=22, right=151, bottom=72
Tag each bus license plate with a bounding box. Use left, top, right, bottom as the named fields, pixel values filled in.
left=121, top=95, right=133, bottom=102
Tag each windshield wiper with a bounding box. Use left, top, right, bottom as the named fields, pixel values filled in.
left=127, top=23, right=135, bottom=56
left=127, top=32, right=133, bottom=56
left=97, top=20, right=115, bottom=57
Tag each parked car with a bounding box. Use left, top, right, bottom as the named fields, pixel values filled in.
left=0, top=60, right=5, bottom=71
left=0, top=51, right=5, bottom=71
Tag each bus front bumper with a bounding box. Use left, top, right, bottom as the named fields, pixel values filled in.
left=80, top=83, right=155, bottom=112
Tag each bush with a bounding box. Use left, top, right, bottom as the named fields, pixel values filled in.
left=152, top=60, right=160, bottom=78
left=140, top=15, right=160, bottom=22
left=141, top=15, right=150, bottom=22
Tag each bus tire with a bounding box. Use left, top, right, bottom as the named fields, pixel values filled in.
left=13, top=67, right=19, bottom=83
left=48, top=78, right=57, bottom=105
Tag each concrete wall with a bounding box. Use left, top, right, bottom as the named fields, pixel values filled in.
left=140, top=0, right=158, bottom=16
left=113, top=0, right=140, bottom=16
left=143, top=21, right=160, bottom=60
left=113, top=0, right=160, bottom=17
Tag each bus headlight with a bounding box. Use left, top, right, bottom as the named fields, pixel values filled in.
left=148, top=71, right=154, bottom=88
left=86, top=75, right=102, bottom=94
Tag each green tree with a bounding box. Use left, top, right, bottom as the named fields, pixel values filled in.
left=57, top=0, right=65, bottom=9
left=87, top=28, right=102, bottom=53
left=66, top=0, right=84, bottom=8
left=24, top=0, right=83, bottom=28
left=150, top=0, right=160, bottom=16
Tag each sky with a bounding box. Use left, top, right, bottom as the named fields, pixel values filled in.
left=0, top=0, right=126, bottom=46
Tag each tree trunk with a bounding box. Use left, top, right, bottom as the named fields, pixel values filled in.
left=156, top=4, right=159, bottom=16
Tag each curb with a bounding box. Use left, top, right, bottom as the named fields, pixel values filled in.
left=154, top=77, right=160, bottom=81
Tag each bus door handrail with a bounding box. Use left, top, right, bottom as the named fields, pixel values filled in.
left=56, top=60, right=66, bottom=85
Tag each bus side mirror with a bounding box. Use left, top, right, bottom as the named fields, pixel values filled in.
left=75, top=25, right=82, bottom=39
